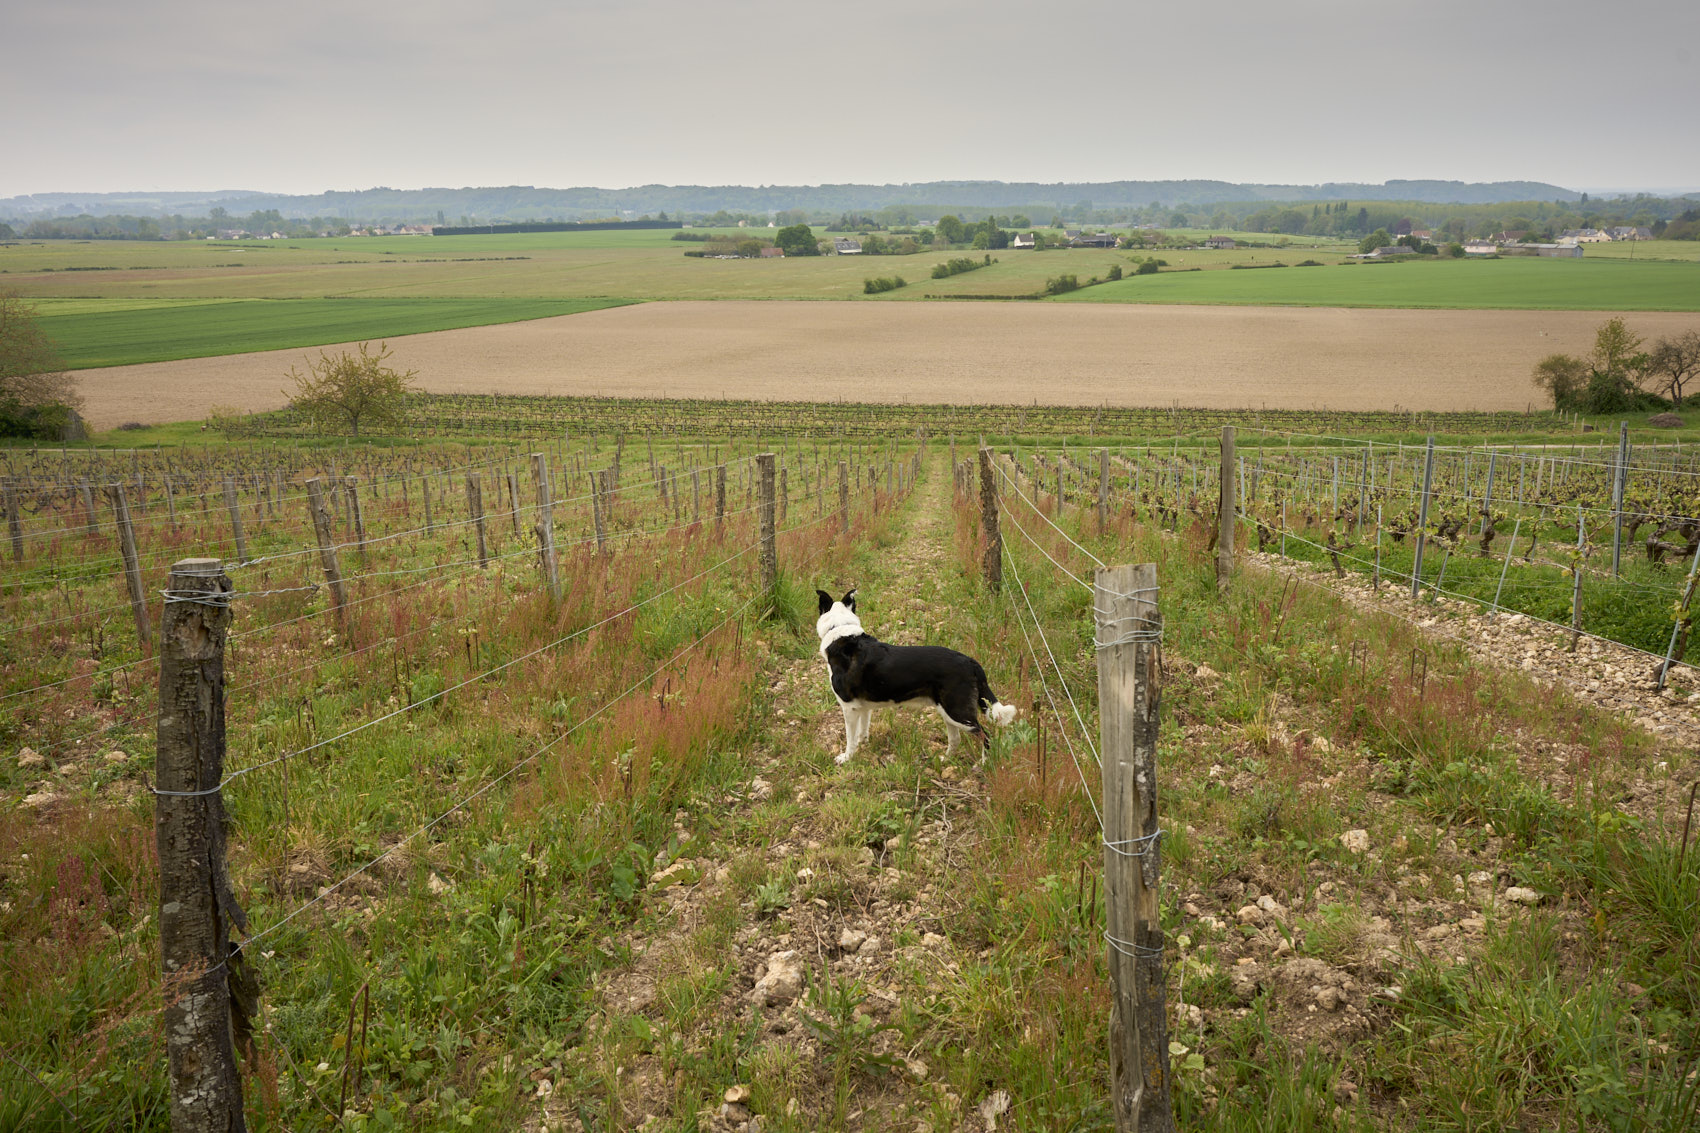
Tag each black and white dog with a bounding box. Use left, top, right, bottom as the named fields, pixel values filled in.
left=816, top=588, right=1016, bottom=765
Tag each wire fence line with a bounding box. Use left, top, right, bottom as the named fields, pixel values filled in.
left=8, top=462, right=894, bottom=1124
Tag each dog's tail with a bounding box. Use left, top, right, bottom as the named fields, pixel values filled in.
left=977, top=667, right=1017, bottom=726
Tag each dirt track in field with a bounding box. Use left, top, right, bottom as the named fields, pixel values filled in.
left=72, top=301, right=1700, bottom=429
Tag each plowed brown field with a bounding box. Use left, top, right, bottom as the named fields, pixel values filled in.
left=72, top=301, right=1700, bottom=429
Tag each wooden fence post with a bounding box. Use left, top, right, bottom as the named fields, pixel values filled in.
left=1095, top=562, right=1173, bottom=1133
left=1217, top=426, right=1235, bottom=593
left=3, top=482, right=22, bottom=563
left=1569, top=506, right=1586, bottom=652
left=156, top=557, right=247, bottom=1132
left=305, top=479, right=348, bottom=629
left=78, top=480, right=98, bottom=535
left=421, top=476, right=435, bottom=534
left=221, top=476, right=249, bottom=565
left=1411, top=435, right=1435, bottom=599
left=716, top=464, right=727, bottom=531
left=978, top=448, right=1003, bottom=592
left=779, top=465, right=789, bottom=524
left=758, top=453, right=778, bottom=597
left=507, top=471, right=522, bottom=541
left=108, top=483, right=153, bottom=649
left=591, top=470, right=607, bottom=551
left=838, top=460, right=849, bottom=531
left=1098, top=449, right=1109, bottom=532
left=467, top=472, right=489, bottom=568
left=344, top=477, right=368, bottom=561
left=1611, top=420, right=1629, bottom=578
left=532, top=453, right=561, bottom=607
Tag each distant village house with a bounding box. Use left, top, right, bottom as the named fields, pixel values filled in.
left=1205, top=235, right=1236, bottom=249
left=833, top=238, right=863, bottom=255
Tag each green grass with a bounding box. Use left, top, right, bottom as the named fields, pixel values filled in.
left=33, top=297, right=635, bottom=369
left=1055, top=256, right=1700, bottom=311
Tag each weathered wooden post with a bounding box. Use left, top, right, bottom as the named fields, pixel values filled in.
left=78, top=480, right=99, bottom=535
left=1479, top=451, right=1498, bottom=539
left=715, top=464, right=727, bottom=531
left=305, top=479, right=348, bottom=629
left=221, top=476, right=249, bottom=565
left=507, top=471, right=522, bottom=540
left=1569, top=505, right=1586, bottom=652
left=108, top=483, right=153, bottom=649
left=1611, top=420, right=1629, bottom=577
left=531, top=453, right=561, bottom=607
left=1098, top=449, right=1110, bottom=532
left=1216, top=427, right=1236, bottom=592
left=343, top=477, right=368, bottom=562
left=979, top=447, right=1002, bottom=592
left=838, top=460, right=849, bottom=532
left=466, top=472, right=488, bottom=568
left=758, top=453, right=778, bottom=597
left=1095, top=562, right=1173, bottom=1133
left=3, top=482, right=22, bottom=563
left=591, top=470, right=607, bottom=551
left=779, top=465, right=789, bottom=524
left=1411, top=435, right=1435, bottom=599
left=421, top=476, right=435, bottom=534
left=155, top=558, right=247, bottom=1132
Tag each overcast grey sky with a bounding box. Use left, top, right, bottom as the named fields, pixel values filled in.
left=4, top=0, right=1696, bottom=198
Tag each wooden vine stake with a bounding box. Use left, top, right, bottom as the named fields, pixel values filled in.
left=156, top=558, right=248, bottom=1131
left=109, top=482, right=153, bottom=649
left=531, top=452, right=561, bottom=608
left=838, top=460, right=849, bottom=532
left=1216, top=426, right=1235, bottom=593
left=978, top=447, right=1001, bottom=592
left=305, top=479, right=348, bottom=631
left=758, top=452, right=778, bottom=601
left=1096, top=562, right=1173, bottom=1133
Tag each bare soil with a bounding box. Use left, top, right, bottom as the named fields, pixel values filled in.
left=71, top=301, right=1700, bottom=429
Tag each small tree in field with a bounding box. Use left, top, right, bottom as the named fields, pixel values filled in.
left=1644, top=330, right=1700, bottom=408
left=1531, top=317, right=1654, bottom=414
left=285, top=342, right=417, bottom=436
left=0, top=290, right=83, bottom=438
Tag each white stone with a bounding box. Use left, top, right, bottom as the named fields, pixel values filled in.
left=838, top=927, right=868, bottom=952
left=16, top=747, right=44, bottom=770
left=749, top=950, right=804, bottom=1007
left=1340, top=829, right=1371, bottom=855
left=1505, top=886, right=1541, bottom=906
left=750, top=778, right=773, bottom=801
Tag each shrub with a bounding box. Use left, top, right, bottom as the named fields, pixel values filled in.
left=1044, top=274, right=1080, bottom=294
left=862, top=276, right=906, bottom=294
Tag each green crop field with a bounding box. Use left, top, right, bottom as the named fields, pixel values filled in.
left=29, top=297, right=634, bottom=369
left=1055, top=256, right=1700, bottom=311
left=5, top=228, right=1698, bottom=371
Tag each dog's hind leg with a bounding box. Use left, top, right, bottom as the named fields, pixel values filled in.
left=938, top=691, right=985, bottom=758
left=933, top=703, right=965, bottom=756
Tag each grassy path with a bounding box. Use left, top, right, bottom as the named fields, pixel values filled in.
left=553, top=457, right=1095, bottom=1132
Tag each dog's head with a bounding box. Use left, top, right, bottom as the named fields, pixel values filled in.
left=815, top=588, right=862, bottom=653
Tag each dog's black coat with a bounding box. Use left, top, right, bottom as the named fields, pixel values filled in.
left=823, top=634, right=1001, bottom=735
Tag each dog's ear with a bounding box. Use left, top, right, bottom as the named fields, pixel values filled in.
left=816, top=589, right=834, bottom=615
left=841, top=588, right=857, bottom=612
